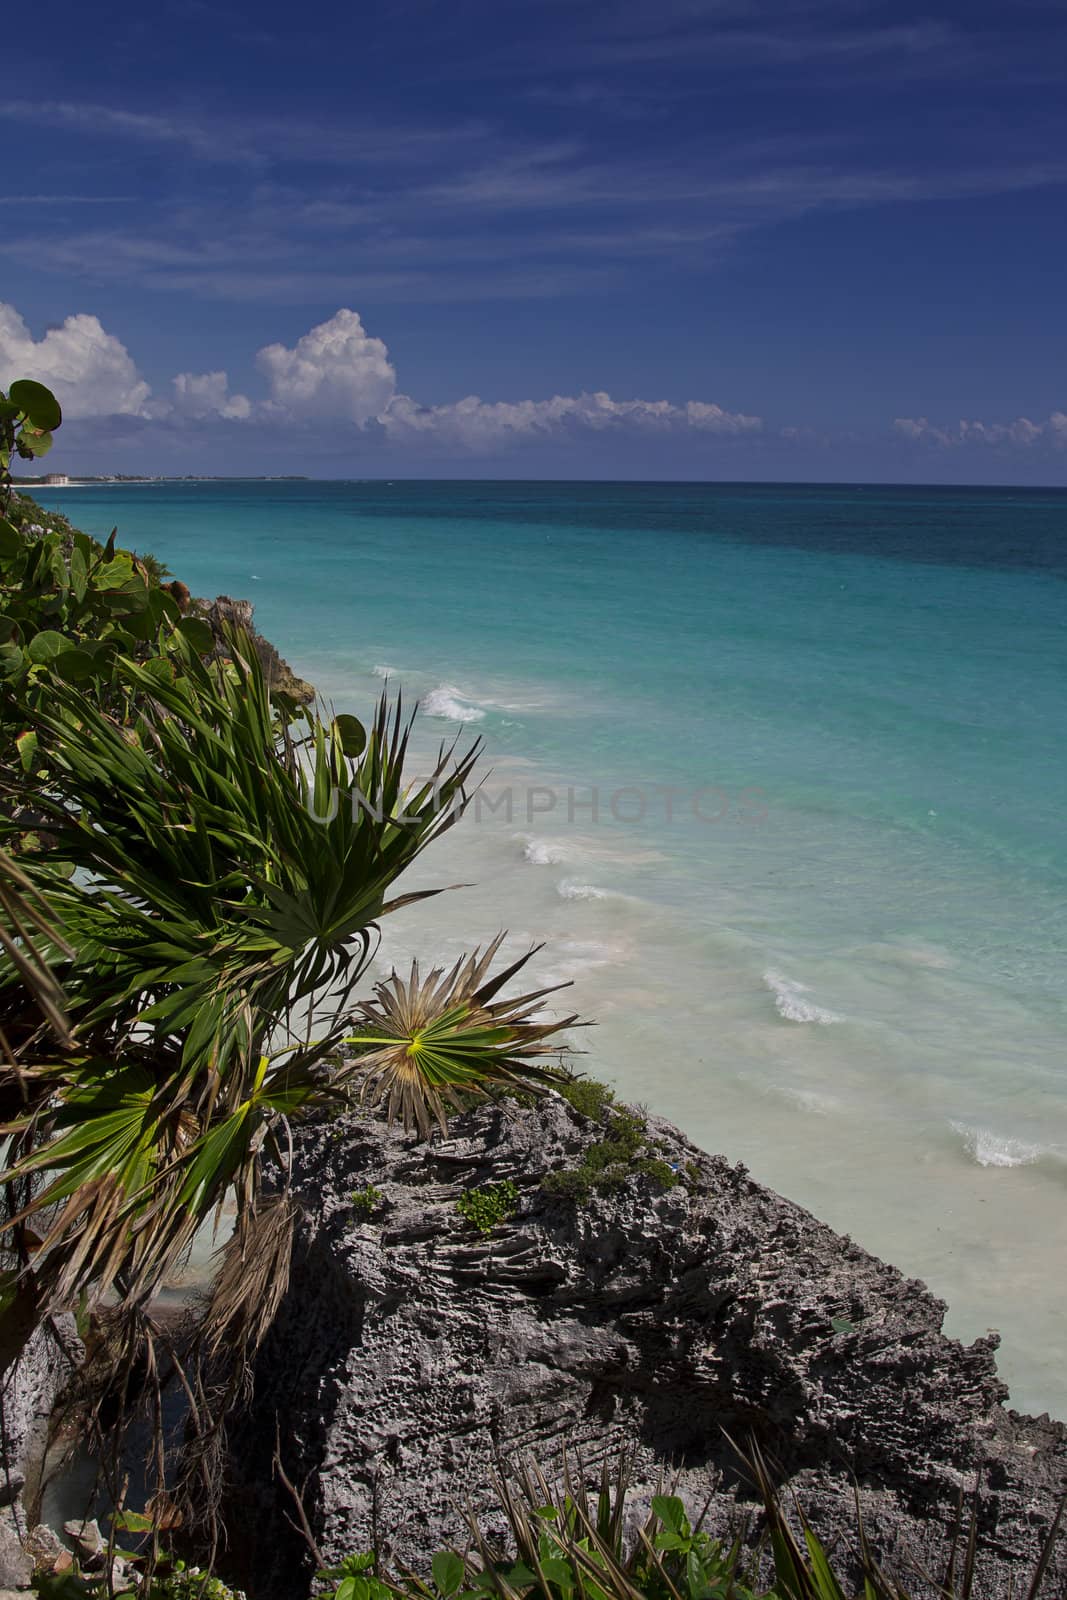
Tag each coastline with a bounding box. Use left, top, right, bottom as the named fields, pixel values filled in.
left=22, top=478, right=1067, bottom=1423
left=4, top=491, right=1065, bottom=1597
left=228, top=1094, right=1067, bottom=1600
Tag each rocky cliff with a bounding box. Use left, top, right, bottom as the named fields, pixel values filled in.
left=226, top=1091, right=1067, bottom=1599
left=192, top=594, right=315, bottom=705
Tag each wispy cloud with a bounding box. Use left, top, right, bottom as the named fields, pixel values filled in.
left=0, top=99, right=489, bottom=169
left=0, top=194, right=136, bottom=206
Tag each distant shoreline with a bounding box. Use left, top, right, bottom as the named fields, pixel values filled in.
left=14, top=475, right=311, bottom=487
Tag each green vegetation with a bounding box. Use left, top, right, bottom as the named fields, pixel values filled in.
left=345, top=937, right=577, bottom=1138
left=542, top=1077, right=681, bottom=1200
left=0, top=381, right=580, bottom=1522
left=35, top=1563, right=244, bottom=1599
left=310, top=1453, right=1065, bottom=1600
left=350, top=1184, right=384, bottom=1220
left=456, top=1178, right=519, bottom=1235
left=0, top=379, right=62, bottom=500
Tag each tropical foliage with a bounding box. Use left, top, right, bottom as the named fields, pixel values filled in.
left=0, top=381, right=577, bottom=1462
left=311, top=1450, right=1065, bottom=1600
left=345, top=936, right=579, bottom=1136
left=0, top=378, right=62, bottom=507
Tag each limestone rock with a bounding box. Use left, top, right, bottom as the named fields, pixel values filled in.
left=0, top=1513, right=31, bottom=1590
left=194, top=595, right=315, bottom=704
left=227, top=1097, right=1067, bottom=1599
left=0, top=1320, right=81, bottom=1536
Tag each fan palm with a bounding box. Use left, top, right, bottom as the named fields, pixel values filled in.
left=345, top=934, right=579, bottom=1137
left=0, top=627, right=488, bottom=1352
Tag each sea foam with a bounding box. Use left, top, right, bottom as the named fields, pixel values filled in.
left=519, top=836, right=570, bottom=866
left=763, top=969, right=843, bottom=1024
left=952, top=1123, right=1044, bottom=1169
left=420, top=684, right=487, bottom=723
left=557, top=879, right=611, bottom=901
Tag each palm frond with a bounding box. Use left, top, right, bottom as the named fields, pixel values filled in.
left=0, top=627, right=483, bottom=1326
left=0, top=846, right=73, bottom=1052
left=343, top=934, right=581, bottom=1137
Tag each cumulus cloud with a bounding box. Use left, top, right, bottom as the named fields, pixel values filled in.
left=380, top=388, right=761, bottom=449
left=894, top=413, right=1067, bottom=449
left=0, top=301, right=151, bottom=418
left=257, top=309, right=396, bottom=424
left=168, top=370, right=252, bottom=421
left=1, top=298, right=764, bottom=453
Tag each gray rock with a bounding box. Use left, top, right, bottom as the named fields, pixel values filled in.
left=1, top=1321, right=81, bottom=1521
left=194, top=595, right=315, bottom=704
left=24, top=1524, right=64, bottom=1568
left=0, top=1511, right=31, bottom=1589
left=227, top=1097, right=1067, bottom=1599
left=63, top=1517, right=103, bottom=1567
left=0, top=1476, right=23, bottom=1513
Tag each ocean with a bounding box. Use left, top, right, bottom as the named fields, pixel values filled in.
left=31, top=478, right=1067, bottom=1419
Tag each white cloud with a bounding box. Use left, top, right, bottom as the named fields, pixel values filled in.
left=895, top=413, right=1067, bottom=449
left=686, top=400, right=762, bottom=434
left=0, top=301, right=151, bottom=418
left=256, top=309, right=397, bottom=424
left=168, top=370, right=252, bottom=421
left=0, top=297, right=763, bottom=453
left=380, top=388, right=761, bottom=449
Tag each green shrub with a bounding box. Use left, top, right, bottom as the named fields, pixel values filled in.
left=542, top=1094, right=680, bottom=1202
left=557, top=1074, right=616, bottom=1120
left=456, top=1179, right=519, bottom=1235
left=350, top=1185, right=384, bottom=1220
left=316, top=1452, right=1066, bottom=1600
left=32, top=1557, right=245, bottom=1598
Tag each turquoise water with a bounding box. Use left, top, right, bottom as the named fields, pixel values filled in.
left=33, top=480, right=1067, bottom=1418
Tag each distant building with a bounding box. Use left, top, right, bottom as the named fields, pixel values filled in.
left=38, top=474, right=70, bottom=486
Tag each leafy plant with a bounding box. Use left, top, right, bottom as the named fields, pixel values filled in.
left=32, top=1556, right=246, bottom=1598
left=0, top=379, right=62, bottom=513
left=542, top=1080, right=680, bottom=1201
left=456, top=1178, right=519, bottom=1235
left=344, top=936, right=578, bottom=1137
left=315, top=1451, right=1066, bottom=1600
left=350, top=1185, right=384, bottom=1220
left=0, top=632, right=482, bottom=1344
left=315, top=1552, right=393, bottom=1600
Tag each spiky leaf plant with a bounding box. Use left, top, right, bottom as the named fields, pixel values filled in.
left=0, top=626, right=484, bottom=1357
left=319, top=1450, right=1066, bottom=1600
left=344, top=934, right=580, bottom=1137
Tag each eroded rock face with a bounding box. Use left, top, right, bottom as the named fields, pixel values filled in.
left=227, top=1098, right=1067, bottom=1599
left=1, top=1323, right=79, bottom=1514
left=194, top=595, right=315, bottom=704
left=0, top=1320, right=82, bottom=1591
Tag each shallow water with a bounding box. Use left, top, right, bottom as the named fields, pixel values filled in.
left=33, top=479, right=1067, bottom=1418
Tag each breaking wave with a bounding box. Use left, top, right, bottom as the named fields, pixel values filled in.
left=763, top=969, right=843, bottom=1024
left=952, top=1123, right=1044, bottom=1169
left=519, top=836, right=570, bottom=866
left=420, top=684, right=487, bottom=723
left=557, top=879, right=612, bottom=901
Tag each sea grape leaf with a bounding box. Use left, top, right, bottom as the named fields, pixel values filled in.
left=9, top=378, right=62, bottom=431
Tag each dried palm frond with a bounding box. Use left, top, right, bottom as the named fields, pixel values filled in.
left=199, top=1192, right=297, bottom=1365
left=343, top=934, right=582, bottom=1137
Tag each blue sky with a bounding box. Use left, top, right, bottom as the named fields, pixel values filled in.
left=2, top=0, right=1066, bottom=480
